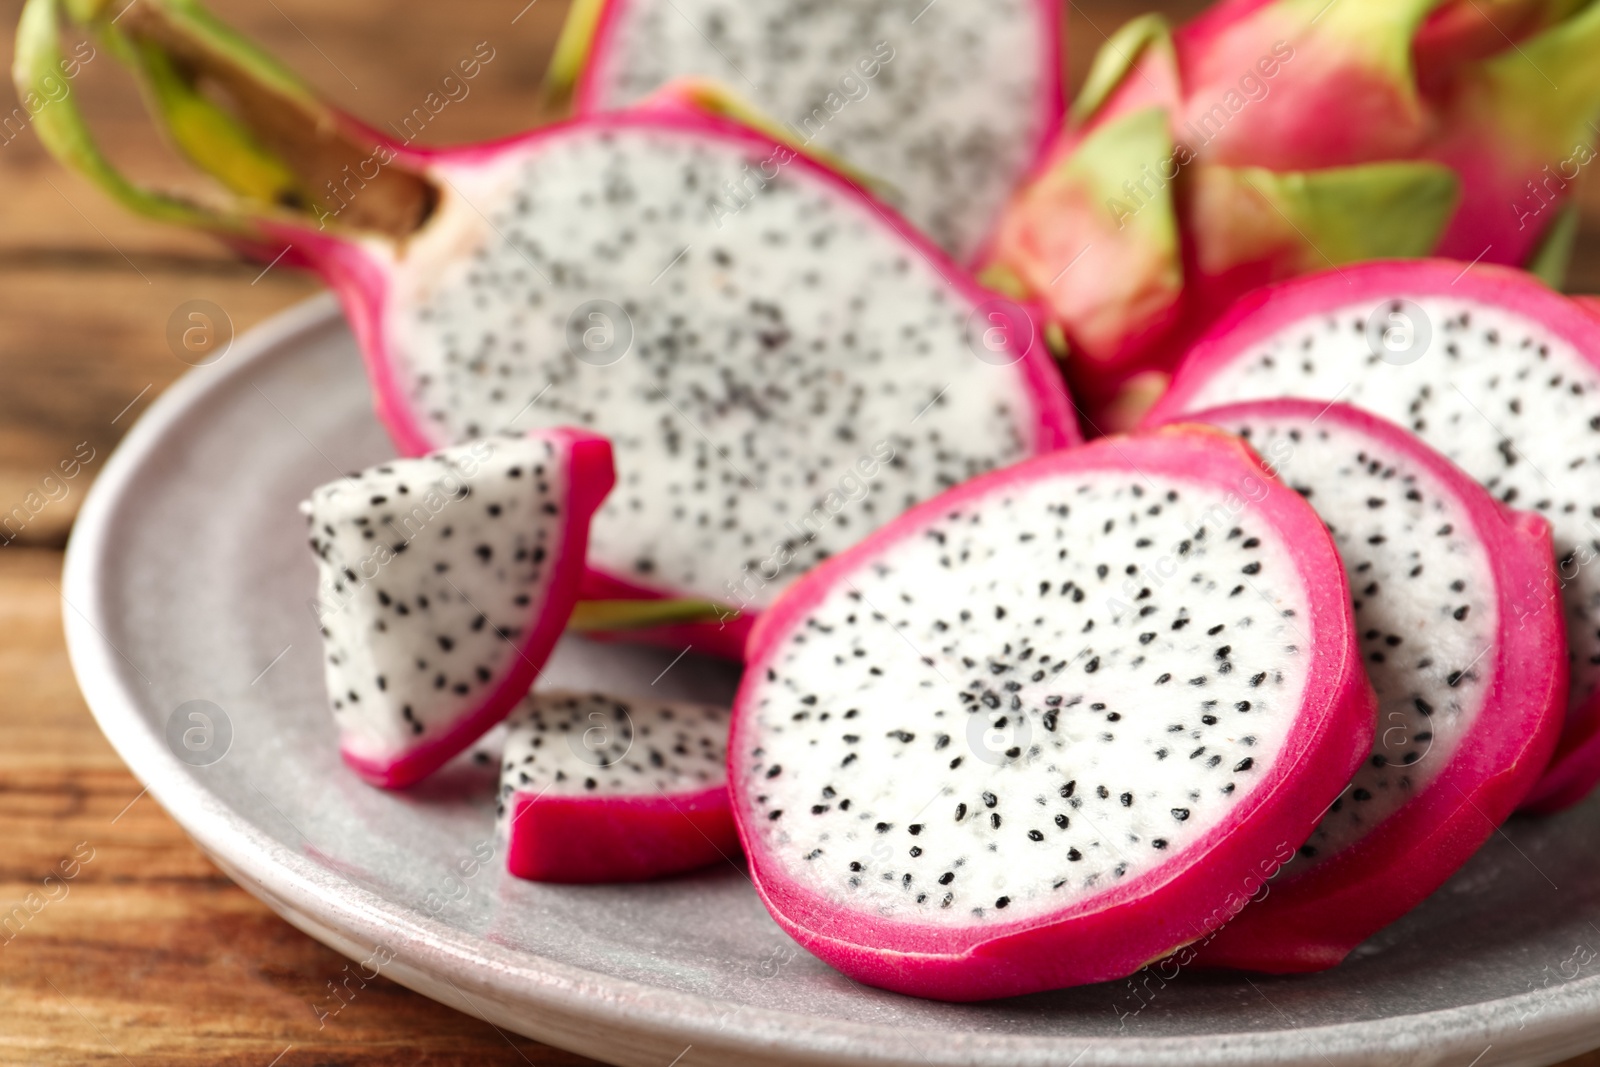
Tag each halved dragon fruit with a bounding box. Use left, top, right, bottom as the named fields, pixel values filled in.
left=304, top=430, right=613, bottom=788
left=730, top=426, right=1376, bottom=1000
left=19, top=0, right=1080, bottom=655
left=1147, top=259, right=1600, bottom=811
left=550, top=0, right=1065, bottom=263
left=497, top=690, right=734, bottom=882
left=983, top=0, right=1600, bottom=413
left=1152, top=399, right=1563, bottom=972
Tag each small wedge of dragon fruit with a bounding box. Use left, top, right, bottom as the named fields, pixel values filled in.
left=1148, top=258, right=1600, bottom=812
left=730, top=426, right=1375, bottom=1000
left=548, top=0, right=1065, bottom=264
left=497, top=690, right=735, bottom=883
left=18, top=0, right=1080, bottom=656
left=304, top=430, right=613, bottom=788
left=1152, top=399, right=1563, bottom=972
left=984, top=0, right=1600, bottom=414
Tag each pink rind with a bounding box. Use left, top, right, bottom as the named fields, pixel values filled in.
left=730, top=426, right=1376, bottom=1001
left=504, top=782, right=739, bottom=883
left=1145, top=258, right=1600, bottom=811
left=337, top=428, right=618, bottom=789
left=1154, top=398, right=1565, bottom=973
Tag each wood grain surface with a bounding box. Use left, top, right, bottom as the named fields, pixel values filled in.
left=3, top=0, right=1600, bottom=1064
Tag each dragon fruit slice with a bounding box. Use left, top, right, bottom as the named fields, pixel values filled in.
left=497, top=690, right=734, bottom=882
left=730, top=426, right=1376, bottom=1000
left=18, top=0, right=1080, bottom=653
left=1148, top=259, right=1600, bottom=812
left=550, top=0, right=1064, bottom=263
left=1150, top=399, right=1563, bottom=972
left=304, top=430, right=613, bottom=788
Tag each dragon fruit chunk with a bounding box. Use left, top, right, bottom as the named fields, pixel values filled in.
left=496, top=690, right=734, bottom=883
left=17, top=0, right=1081, bottom=650
left=730, top=426, right=1376, bottom=1000
left=552, top=0, right=1065, bottom=264
left=1153, top=399, right=1563, bottom=972
left=304, top=430, right=614, bottom=789
left=1148, top=258, right=1600, bottom=811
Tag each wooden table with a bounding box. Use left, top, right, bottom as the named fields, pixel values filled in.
left=3, top=0, right=1600, bottom=1063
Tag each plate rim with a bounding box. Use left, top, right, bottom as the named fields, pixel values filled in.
left=57, top=292, right=1600, bottom=1067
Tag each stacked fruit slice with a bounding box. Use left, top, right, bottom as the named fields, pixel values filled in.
left=1148, top=260, right=1600, bottom=811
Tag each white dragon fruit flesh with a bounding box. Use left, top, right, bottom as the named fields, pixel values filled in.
left=304, top=429, right=613, bottom=787
left=729, top=426, right=1376, bottom=1000
left=556, top=0, right=1065, bottom=263
left=497, top=690, right=735, bottom=882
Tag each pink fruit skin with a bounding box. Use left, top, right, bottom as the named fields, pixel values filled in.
left=729, top=427, right=1376, bottom=1001
left=1155, top=399, right=1565, bottom=973
left=990, top=0, right=1600, bottom=416
left=336, top=428, right=616, bottom=789
left=504, top=782, right=739, bottom=883
left=1173, top=12, right=1428, bottom=173
left=1146, top=258, right=1600, bottom=812
left=572, top=0, right=1067, bottom=269
left=280, top=107, right=1081, bottom=655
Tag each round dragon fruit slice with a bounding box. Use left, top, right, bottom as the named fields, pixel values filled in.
left=730, top=426, right=1376, bottom=1000
left=304, top=430, right=614, bottom=788
left=552, top=0, right=1065, bottom=264
left=18, top=0, right=1081, bottom=653
left=497, top=690, right=734, bottom=883
left=1154, top=400, right=1564, bottom=972
left=1147, top=259, right=1600, bottom=811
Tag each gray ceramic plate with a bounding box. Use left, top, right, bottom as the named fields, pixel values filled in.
left=63, top=295, right=1600, bottom=1067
